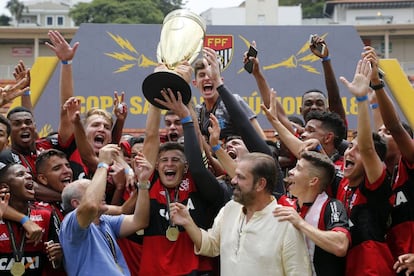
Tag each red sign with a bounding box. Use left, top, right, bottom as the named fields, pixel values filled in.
left=12, top=47, right=33, bottom=57
left=204, top=35, right=234, bottom=71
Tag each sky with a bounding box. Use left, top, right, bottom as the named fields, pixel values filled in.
left=0, top=0, right=245, bottom=16
left=0, top=0, right=9, bottom=16
left=183, top=0, right=244, bottom=14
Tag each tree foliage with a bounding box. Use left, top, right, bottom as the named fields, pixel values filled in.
left=6, top=0, right=28, bottom=26
left=69, top=0, right=184, bottom=25
left=280, top=0, right=326, bottom=18
left=0, top=15, right=11, bottom=26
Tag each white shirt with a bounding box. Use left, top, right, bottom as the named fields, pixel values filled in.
left=196, top=198, right=312, bottom=276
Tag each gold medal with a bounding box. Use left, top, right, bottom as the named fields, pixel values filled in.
left=10, top=262, right=25, bottom=276
left=166, top=226, right=179, bottom=241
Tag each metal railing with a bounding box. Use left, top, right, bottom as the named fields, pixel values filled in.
left=0, top=65, right=15, bottom=80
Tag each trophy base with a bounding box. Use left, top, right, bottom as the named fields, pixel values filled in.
left=142, top=71, right=192, bottom=109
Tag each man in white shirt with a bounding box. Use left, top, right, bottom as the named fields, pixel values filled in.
left=170, top=152, right=311, bottom=276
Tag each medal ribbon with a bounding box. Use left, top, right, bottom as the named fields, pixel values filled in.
left=104, top=231, right=123, bottom=273
left=6, top=217, right=28, bottom=263
left=164, top=186, right=179, bottom=227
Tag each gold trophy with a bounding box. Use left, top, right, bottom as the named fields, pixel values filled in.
left=142, top=9, right=206, bottom=109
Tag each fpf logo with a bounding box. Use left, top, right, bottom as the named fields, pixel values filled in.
left=204, top=35, right=234, bottom=72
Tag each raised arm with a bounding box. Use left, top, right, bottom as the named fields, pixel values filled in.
left=155, top=89, right=224, bottom=206
left=46, top=30, right=79, bottom=145
left=0, top=78, right=30, bottom=107
left=340, top=58, right=383, bottom=183
left=262, top=92, right=317, bottom=159
left=364, top=46, right=414, bottom=163
left=76, top=144, right=120, bottom=228
left=245, top=41, right=271, bottom=108
left=204, top=47, right=270, bottom=154
left=245, top=42, right=295, bottom=134
left=13, top=60, right=32, bottom=110
left=64, top=97, right=99, bottom=172
left=111, top=91, right=128, bottom=145
left=208, top=114, right=236, bottom=177
left=119, top=151, right=150, bottom=237
left=77, top=144, right=119, bottom=228
left=311, top=35, right=346, bottom=124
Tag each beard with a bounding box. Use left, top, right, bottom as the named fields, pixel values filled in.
left=232, top=185, right=256, bottom=206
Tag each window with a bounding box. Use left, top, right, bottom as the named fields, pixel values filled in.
left=257, top=14, right=266, bottom=25
left=46, top=16, right=53, bottom=26
left=57, top=16, right=64, bottom=26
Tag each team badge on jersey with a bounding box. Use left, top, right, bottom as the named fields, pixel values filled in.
left=204, top=35, right=234, bottom=71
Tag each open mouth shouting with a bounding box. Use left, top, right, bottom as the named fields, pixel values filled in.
left=61, top=176, right=72, bottom=186
left=94, top=135, right=106, bottom=147
left=164, top=169, right=177, bottom=182
left=20, top=131, right=32, bottom=142
left=24, top=180, right=35, bottom=197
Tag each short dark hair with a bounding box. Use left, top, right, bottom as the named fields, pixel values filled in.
left=128, top=135, right=145, bottom=147
left=7, top=106, right=32, bottom=119
left=302, top=89, right=326, bottom=99
left=305, top=111, right=347, bottom=148
left=159, top=142, right=185, bottom=156
left=194, top=58, right=205, bottom=77
left=165, top=110, right=177, bottom=117
left=288, top=115, right=304, bottom=127
left=372, top=132, right=387, bottom=161
left=225, top=135, right=242, bottom=144
left=0, top=163, right=17, bottom=183
left=36, top=149, right=68, bottom=174
left=0, top=114, right=11, bottom=137
left=353, top=131, right=387, bottom=161
left=300, top=151, right=335, bottom=191
left=240, top=152, right=277, bottom=194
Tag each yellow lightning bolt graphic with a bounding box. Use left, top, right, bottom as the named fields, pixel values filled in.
left=300, top=64, right=320, bottom=74
left=263, top=33, right=329, bottom=74
left=105, top=52, right=137, bottom=62
left=239, top=35, right=251, bottom=48
left=38, top=124, right=53, bottom=138
left=297, top=41, right=311, bottom=56
left=107, top=32, right=138, bottom=54
left=114, top=64, right=135, bottom=73
left=105, top=32, right=157, bottom=73
left=298, top=53, right=320, bottom=63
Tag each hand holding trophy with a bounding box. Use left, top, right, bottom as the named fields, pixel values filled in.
left=142, top=9, right=206, bottom=109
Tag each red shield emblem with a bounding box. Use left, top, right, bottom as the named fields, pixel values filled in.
left=204, top=35, right=234, bottom=71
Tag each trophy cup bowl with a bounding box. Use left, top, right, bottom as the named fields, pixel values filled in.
left=142, top=9, right=206, bottom=109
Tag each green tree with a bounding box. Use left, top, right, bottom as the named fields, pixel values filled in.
left=69, top=0, right=184, bottom=25
left=156, top=0, right=185, bottom=15
left=279, top=0, right=326, bottom=18
left=6, top=0, right=28, bottom=26
left=0, top=15, right=11, bottom=26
